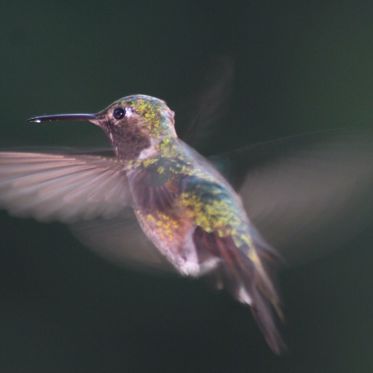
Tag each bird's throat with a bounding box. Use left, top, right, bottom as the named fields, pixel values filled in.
left=109, top=125, right=151, bottom=161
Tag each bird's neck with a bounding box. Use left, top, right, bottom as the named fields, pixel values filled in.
left=110, top=125, right=151, bottom=161
left=112, top=128, right=179, bottom=163
left=109, top=113, right=178, bottom=162
left=135, top=136, right=179, bottom=160
left=157, top=136, right=179, bottom=158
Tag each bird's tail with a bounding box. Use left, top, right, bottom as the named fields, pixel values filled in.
left=216, top=238, right=286, bottom=354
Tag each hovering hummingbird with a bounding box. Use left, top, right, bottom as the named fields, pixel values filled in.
left=1, top=94, right=373, bottom=354
left=0, top=94, right=285, bottom=353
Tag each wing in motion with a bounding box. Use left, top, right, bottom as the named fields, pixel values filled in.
left=210, top=129, right=373, bottom=265
left=175, top=55, right=235, bottom=152
left=0, top=151, right=130, bottom=223
left=0, top=150, right=175, bottom=272
left=71, top=213, right=174, bottom=272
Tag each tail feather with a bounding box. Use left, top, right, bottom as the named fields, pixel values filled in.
left=217, top=240, right=286, bottom=354
left=193, top=227, right=286, bottom=354
left=246, top=258, right=286, bottom=355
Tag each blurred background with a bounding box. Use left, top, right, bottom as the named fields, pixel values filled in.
left=1, top=0, right=373, bottom=372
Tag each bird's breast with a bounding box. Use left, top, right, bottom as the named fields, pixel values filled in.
left=127, top=156, right=252, bottom=251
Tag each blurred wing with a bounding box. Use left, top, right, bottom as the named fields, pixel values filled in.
left=176, top=55, right=235, bottom=151
left=0, top=151, right=130, bottom=223
left=210, top=129, right=373, bottom=266
left=71, top=213, right=174, bottom=272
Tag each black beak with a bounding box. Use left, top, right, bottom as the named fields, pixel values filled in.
left=28, top=113, right=99, bottom=125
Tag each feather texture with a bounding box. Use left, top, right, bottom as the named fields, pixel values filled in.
left=0, top=152, right=131, bottom=222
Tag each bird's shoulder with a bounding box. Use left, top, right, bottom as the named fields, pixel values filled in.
left=129, top=154, right=237, bottom=206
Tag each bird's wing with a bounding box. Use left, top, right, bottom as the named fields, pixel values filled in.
left=176, top=55, right=235, bottom=152
left=0, top=150, right=175, bottom=272
left=209, top=129, right=373, bottom=266
left=71, top=213, right=174, bottom=273
left=0, top=151, right=130, bottom=223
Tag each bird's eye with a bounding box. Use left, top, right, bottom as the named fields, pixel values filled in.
left=113, top=107, right=125, bottom=120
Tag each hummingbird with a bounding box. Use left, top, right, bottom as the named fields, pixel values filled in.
left=2, top=95, right=373, bottom=355
left=0, top=94, right=285, bottom=353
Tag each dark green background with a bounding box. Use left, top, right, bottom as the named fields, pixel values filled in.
left=1, top=1, right=373, bottom=372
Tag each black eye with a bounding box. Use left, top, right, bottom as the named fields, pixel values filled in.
left=113, top=107, right=125, bottom=120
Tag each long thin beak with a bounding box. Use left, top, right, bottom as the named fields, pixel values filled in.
left=28, top=113, right=98, bottom=124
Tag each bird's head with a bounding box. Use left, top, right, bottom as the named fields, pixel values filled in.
left=29, top=94, right=177, bottom=160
